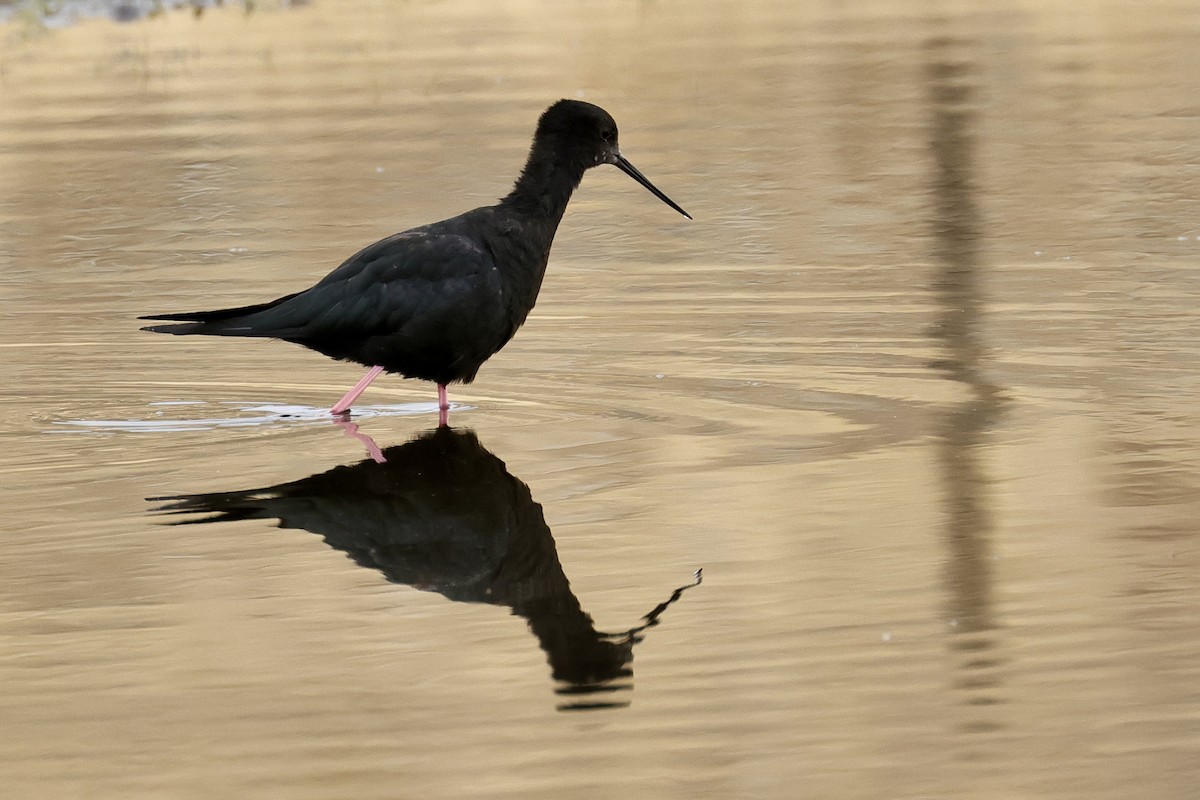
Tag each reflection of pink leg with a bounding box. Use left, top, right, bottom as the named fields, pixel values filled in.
left=334, top=418, right=386, bottom=463
left=330, top=365, right=385, bottom=415
left=437, top=383, right=449, bottom=427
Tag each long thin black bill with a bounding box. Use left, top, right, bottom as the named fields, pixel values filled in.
left=613, top=154, right=692, bottom=220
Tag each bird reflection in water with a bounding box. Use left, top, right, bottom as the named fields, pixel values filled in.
left=149, top=427, right=701, bottom=711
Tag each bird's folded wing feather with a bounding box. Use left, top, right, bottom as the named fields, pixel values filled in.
left=248, top=230, right=500, bottom=339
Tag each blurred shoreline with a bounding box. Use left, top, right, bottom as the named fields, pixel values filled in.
left=0, top=0, right=305, bottom=28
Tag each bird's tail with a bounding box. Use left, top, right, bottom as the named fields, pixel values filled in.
left=139, top=293, right=300, bottom=336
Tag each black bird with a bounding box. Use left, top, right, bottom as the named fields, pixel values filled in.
left=141, top=99, right=690, bottom=424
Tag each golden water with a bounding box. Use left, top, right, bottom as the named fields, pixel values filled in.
left=1, top=1, right=1198, bottom=797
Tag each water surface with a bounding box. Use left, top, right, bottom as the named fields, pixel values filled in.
left=1, top=1, right=1198, bottom=798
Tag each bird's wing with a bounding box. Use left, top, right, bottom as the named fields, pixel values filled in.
left=247, top=229, right=501, bottom=340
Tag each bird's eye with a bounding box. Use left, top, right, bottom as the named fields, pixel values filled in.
left=600, top=128, right=615, bottom=143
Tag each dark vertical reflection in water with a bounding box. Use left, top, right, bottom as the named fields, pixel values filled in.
left=148, top=427, right=698, bottom=712
left=925, top=35, right=1006, bottom=735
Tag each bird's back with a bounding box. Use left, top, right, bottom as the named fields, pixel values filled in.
left=144, top=193, right=564, bottom=386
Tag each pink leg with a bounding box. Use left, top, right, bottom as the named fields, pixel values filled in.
left=437, top=383, right=449, bottom=427
left=330, top=365, right=385, bottom=415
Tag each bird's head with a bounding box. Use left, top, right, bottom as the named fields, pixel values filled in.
left=536, top=99, right=691, bottom=219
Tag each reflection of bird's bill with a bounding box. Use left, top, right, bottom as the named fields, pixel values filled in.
left=600, top=568, right=703, bottom=644
left=610, top=153, right=692, bottom=219
left=554, top=569, right=700, bottom=712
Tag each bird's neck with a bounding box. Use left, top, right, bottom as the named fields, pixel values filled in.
left=501, top=142, right=587, bottom=227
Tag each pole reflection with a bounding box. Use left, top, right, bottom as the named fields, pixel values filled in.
left=148, top=427, right=699, bottom=712
left=926, top=36, right=1006, bottom=733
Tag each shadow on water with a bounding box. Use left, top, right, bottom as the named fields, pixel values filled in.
left=147, top=426, right=701, bottom=712
left=925, top=33, right=1007, bottom=736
